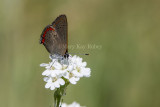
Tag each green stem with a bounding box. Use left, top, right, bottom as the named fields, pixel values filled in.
left=54, top=81, right=70, bottom=107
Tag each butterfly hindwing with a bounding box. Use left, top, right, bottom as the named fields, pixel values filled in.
left=40, top=25, right=64, bottom=55
left=40, top=15, right=68, bottom=56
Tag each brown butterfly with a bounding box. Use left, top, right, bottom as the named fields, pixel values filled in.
left=40, top=15, right=68, bottom=58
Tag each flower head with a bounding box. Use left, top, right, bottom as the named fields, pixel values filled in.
left=40, top=54, right=91, bottom=90
left=61, top=102, right=84, bottom=107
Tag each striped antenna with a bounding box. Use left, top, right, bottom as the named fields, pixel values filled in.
left=69, top=53, right=89, bottom=55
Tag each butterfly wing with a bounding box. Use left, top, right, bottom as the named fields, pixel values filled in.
left=40, top=25, right=65, bottom=55
left=52, top=14, right=68, bottom=54
left=40, top=15, right=68, bottom=56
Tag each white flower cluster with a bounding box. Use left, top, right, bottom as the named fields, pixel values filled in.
left=40, top=55, right=91, bottom=90
left=62, top=102, right=84, bottom=107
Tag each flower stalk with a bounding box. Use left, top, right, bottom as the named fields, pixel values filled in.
left=54, top=80, right=69, bottom=107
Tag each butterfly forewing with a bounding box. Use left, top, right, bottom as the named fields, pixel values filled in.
left=52, top=15, right=68, bottom=54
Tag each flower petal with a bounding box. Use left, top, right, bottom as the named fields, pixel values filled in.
left=45, top=82, right=52, bottom=88
left=58, top=78, right=65, bottom=85
left=51, top=70, right=56, bottom=77
left=40, top=63, right=49, bottom=67
left=42, top=70, right=50, bottom=76
left=74, top=77, right=80, bottom=81
left=54, top=81, right=60, bottom=88
left=43, top=77, right=49, bottom=82
left=67, top=65, right=73, bottom=71
left=54, top=62, right=62, bottom=69
left=47, top=77, right=52, bottom=83
left=63, top=72, right=69, bottom=79
left=82, top=68, right=91, bottom=77
left=69, top=77, right=77, bottom=84
left=72, top=70, right=83, bottom=77
left=82, top=62, right=87, bottom=67
left=50, top=83, right=55, bottom=90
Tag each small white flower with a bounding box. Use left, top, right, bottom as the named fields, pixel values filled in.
left=40, top=54, right=91, bottom=90
left=80, top=68, right=91, bottom=77
left=63, top=66, right=80, bottom=84
left=61, top=102, right=84, bottom=107
left=64, top=72, right=80, bottom=84
left=68, top=55, right=91, bottom=78
left=42, top=70, right=51, bottom=76
left=44, top=76, right=65, bottom=90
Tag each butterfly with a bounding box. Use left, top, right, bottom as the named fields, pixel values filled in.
left=40, top=15, right=69, bottom=58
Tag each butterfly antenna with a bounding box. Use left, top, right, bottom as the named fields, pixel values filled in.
left=69, top=53, right=89, bottom=55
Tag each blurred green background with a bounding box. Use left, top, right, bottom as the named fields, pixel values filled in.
left=0, top=0, right=160, bottom=107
